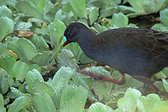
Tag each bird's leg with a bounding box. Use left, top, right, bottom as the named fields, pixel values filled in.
left=135, top=76, right=159, bottom=93
left=77, top=69, right=125, bottom=85
left=144, top=81, right=159, bottom=93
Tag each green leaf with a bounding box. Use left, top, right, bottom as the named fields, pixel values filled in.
left=127, top=0, right=145, bottom=14
left=29, top=64, right=41, bottom=71
left=32, top=51, right=52, bottom=66
left=160, top=8, right=168, bottom=26
left=139, top=94, right=161, bottom=112
left=103, top=0, right=119, bottom=8
left=0, top=43, right=7, bottom=56
left=117, top=5, right=135, bottom=14
left=0, top=0, right=16, bottom=6
left=117, top=88, right=141, bottom=112
left=93, top=23, right=107, bottom=32
left=13, top=61, right=30, bottom=81
left=15, top=21, right=32, bottom=30
left=29, top=0, right=48, bottom=14
left=0, top=94, right=4, bottom=107
left=43, top=5, right=57, bottom=22
left=0, top=94, right=6, bottom=112
left=162, top=79, right=168, bottom=92
left=25, top=69, right=44, bottom=90
left=161, top=68, right=168, bottom=77
left=16, top=0, right=43, bottom=19
left=87, top=7, right=99, bottom=25
left=59, top=85, right=88, bottom=112
left=70, top=0, right=87, bottom=18
left=31, top=80, right=60, bottom=109
left=0, top=5, right=12, bottom=18
left=8, top=38, right=38, bottom=60
left=100, top=7, right=118, bottom=18
left=8, top=95, right=31, bottom=112
left=0, top=17, right=14, bottom=41
left=143, top=0, right=165, bottom=14
left=127, top=23, right=138, bottom=28
left=0, top=72, right=13, bottom=94
left=117, top=96, right=137, bottom=112
left=48, top=18, right=66, bottom=48
left=88, top=102, right=113, bottom=112
left=18, top=38, right=38, bottom=60
left=151, top=23, right=168, bottom=33
left=0, top=55, right=16, bottom=77
left=32, top=92, right=56, bottom=112
left=32, top=80, right=56, bottom=97
left=93, top=81, right=113, bottom=100
left=152, top=102, right=168, bottom=112
left=52, top=67, right=75, bottom=92
left=30, top=35, right=49, bottom=52
left=124, top=88, right=142, bottom=101
left=57, top=49, right=78, bottom=68
left=34, top=23, right=49, bottom=35
left=55, top=9, right=74, bottom=25
left=10, top=87, right=25, bottom=98
left=111, top=13, right=128, bottom=28
left=127, top=0, right=166, bottom=16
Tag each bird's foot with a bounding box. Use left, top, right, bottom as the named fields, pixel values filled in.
left=143, top=83, right=159, bottom=94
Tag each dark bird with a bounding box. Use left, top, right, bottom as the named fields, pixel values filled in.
left=63, top=22, right=168, bottom=90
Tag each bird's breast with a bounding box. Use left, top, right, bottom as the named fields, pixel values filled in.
left=89, top=43, right=154, bottom=75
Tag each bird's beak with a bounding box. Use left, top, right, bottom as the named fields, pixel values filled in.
left=63, top=40, right=70, bottom=47
left=63, top=36, right=71, bottom=47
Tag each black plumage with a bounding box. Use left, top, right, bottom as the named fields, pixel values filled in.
left=63, top=22, right=168, bottom=88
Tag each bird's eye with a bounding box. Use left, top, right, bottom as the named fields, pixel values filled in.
left=67, top=30, right=71, bottom=35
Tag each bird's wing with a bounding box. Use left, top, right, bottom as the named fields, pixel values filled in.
left=97, top=28, right=168, bottom=56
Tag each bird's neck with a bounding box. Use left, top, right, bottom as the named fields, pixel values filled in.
left=77, top=29, right=97, bottom=58
left=77, top=28, right=96, bottom=42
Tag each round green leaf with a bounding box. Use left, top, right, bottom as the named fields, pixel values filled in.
left=48, top=18, right=66, bottom=48
left=57, top=49, right=78, bottom=69
left=0, top=17, right=14, bottom=41
left=111, top=13, right=128, bottom=28
left=32, top=51, right=52, bottom=66
left=8, top=95, right=31, bottom=112
left=52, top=67, right=75, bottom=92
left=70, top=0, right=87, bottom=18
left=13, top=61, right=30, bottom=81
left=0, top=94, right=6, bottom=112
left=0, top=5, right=12, bottom=18
left=160, top=8, right=168, bottom=26
left=88, top=102, right=113, bottom=112
left=32, top=92, right=56, bottom=112
left=25, top=69, right=44, bottom=89
left=0, top=55, right=16, bottom=77
left=59, top=85, right=88, bottom=112
left=87, top=7, right=99, bottom=24
left=8, top=38, right=38, bottom=60
left=16, top=0, right=43, bottom=19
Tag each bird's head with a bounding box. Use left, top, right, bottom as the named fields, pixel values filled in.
left=63, top=22, right=87, bottom=46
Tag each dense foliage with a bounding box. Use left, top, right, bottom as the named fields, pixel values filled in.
left=0, top=0, right=168, bottom=112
